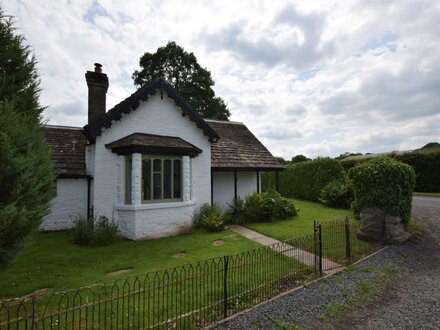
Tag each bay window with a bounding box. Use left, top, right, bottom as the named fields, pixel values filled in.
left=140, top=155, right=182, bottom=203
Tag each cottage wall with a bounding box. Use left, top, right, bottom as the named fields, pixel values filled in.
left=40, top=178, right=88, bottom=230
left=90, top=94, right=211, bottom=239
left=212, top=171, right=260, bottom=210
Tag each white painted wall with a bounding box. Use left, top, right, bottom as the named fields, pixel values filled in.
left=212, top=171, right=259, bottom=210
left=90, top=94, right=212, bottom=239
left=40, top=178, right=88, bottom=231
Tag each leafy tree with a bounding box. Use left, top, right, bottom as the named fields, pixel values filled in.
left=0, top=9, right=55, bottom=267
left=291, top=154, right=310, bottom=163
left=275, top=157, right=289, bottom=165
left=132, top=41, right=230, bottom=120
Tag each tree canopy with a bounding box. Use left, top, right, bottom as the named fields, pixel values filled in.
left=0, top=9, right=55, bottom=267
left=132, top=41, right=230, bottom=120
left=291, top=154, right=310, bottom=163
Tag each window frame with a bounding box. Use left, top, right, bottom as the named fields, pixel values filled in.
left=141, top=155, right=183, bottom=204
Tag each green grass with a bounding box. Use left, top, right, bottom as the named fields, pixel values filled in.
left=407, top=220, right=425, bottom=237
left=246, top=199, right=354, bottom=241
left=0, top=230, right=313, bottom=328
left=320, top=265, right=396, bottom=320
left=414, top=192, right=440, bottom=197
left=0, top=229, right=260, bottom=299
left=246, top=199, right=380, bottom=265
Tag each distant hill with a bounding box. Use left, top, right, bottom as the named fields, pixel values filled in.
left=342, top=142, right=440, bottom=161
left=418, top=142, right=440, bottom=152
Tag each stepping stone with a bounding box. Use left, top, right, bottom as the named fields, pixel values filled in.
left=173, top=252, right=186, bottom=258
left=107, top=268, right=132, bottom=277
left=212, top=240, right=224, bottom=246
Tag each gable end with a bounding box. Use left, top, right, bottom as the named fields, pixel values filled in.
left=83, top=78, right=219, bottom=143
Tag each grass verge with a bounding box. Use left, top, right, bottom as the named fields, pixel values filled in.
left=414, top=192, right=440, bottom=198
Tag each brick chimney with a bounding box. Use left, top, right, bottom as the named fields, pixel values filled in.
left=85, top=63, right=109, bottom=125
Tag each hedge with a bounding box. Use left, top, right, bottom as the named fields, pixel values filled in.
left=262, top=158, right=346, bottom=201
left=341, top=151, right=440, bottom=192
left=348, top=158, right=415, bottom=225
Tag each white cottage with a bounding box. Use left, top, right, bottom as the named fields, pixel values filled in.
left=42, top=63, right=283, bottom=240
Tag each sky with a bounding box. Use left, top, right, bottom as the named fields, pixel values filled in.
left=3, top=0, right=440, bottom=159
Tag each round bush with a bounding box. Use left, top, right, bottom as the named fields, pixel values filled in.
left=319, top=179, right=353, bottom=209
left=348, top=158, right=415, bottom=225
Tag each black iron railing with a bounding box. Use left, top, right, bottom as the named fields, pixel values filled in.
left=0, top=219, right=381, bottom=329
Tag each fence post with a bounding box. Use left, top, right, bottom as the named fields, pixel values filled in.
left=31, top=295, right=37, bottom=329
left=318, top=224, right=323, bottom=276
left=223, top=255, right=229, bottom=319
left=313, top=221, right=317, bottom=272
left=345, top=216, right=352, bottom=265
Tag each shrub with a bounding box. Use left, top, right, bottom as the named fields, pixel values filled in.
left=226, top=197, right=247, bottom=225
left=227, top=191, right=297, bottom=223
left=348, top=158, right=416, bottom=225
left=319, top=179, right=353, bottom=209
left=193, top=204, right=226, bottom=232
left=244, top=193, right=273, bottom=222
left=73, top=216, right=119, bottom=246
left=264, top=190, right=297, bottom=220
left=276, top=158, right=346, bottom=201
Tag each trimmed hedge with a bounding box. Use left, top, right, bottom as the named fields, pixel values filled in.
left=348, top=158, right=415, bottom=225
left=264, top=158, right=346, bottom=201
left=341, top=151, right=440, bottom=192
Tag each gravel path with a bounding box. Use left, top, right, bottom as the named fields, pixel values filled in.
left=213, top=197, right=440, bottom=329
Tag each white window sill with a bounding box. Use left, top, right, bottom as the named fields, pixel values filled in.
left=116, top=200, right=197, bottom=211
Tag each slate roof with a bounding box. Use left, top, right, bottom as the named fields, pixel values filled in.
left=105, top=133, right=202, bottom=157
left=206, top=120, right=284, bottom=171
left=44, top=125, right=87, bottom=177
left=84, top=78, right=219, bottom=143
left=44, top=118, right=282, bottom=178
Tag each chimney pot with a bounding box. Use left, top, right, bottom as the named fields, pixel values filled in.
left=94, top=63, right=102, bottom=73
left=86, top=63, right=109, bottom=126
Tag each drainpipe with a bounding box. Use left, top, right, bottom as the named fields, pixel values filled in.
left=86, top=176, right=93, bottom=220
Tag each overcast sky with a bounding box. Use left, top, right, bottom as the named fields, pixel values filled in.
left=4, top=0, right=440, bottom=158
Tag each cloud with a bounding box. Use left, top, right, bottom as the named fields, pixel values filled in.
left=3, top=0, right=440, bottom=159
left=200, top=5, right=332, bottom=70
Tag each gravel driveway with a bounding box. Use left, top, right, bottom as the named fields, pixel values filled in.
left=213, top=196, right=440, bottom=329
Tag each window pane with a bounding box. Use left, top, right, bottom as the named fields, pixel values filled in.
left=125, top=156, right=132, bottom=204
left=173, top=160, right=181, bottom=199
left=163, top=159, right=172, bottom=199
left=153, top=173, right=162, bottom=199
left=142, top=158, right=151, bottom=200
left=153, top=158, right=161, bottom=172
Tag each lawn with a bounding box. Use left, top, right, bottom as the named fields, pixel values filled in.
left=245, top=199, right=380, bottom=265
left=246, top=199, right=354, bottom=241
left=414, top=192, right=440, bottom=197
left=0, top=230, right=312, bottom=329
left=0, top=229, right=260, bottom=299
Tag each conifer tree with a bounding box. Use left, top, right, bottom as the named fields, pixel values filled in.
left=0, top=9, right=55, bottom=267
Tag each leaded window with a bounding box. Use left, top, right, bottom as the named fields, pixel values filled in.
left=142, top=156, right=182, bottom=202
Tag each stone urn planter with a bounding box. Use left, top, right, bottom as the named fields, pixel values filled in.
left=357, top=207, right=410, bottom=244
